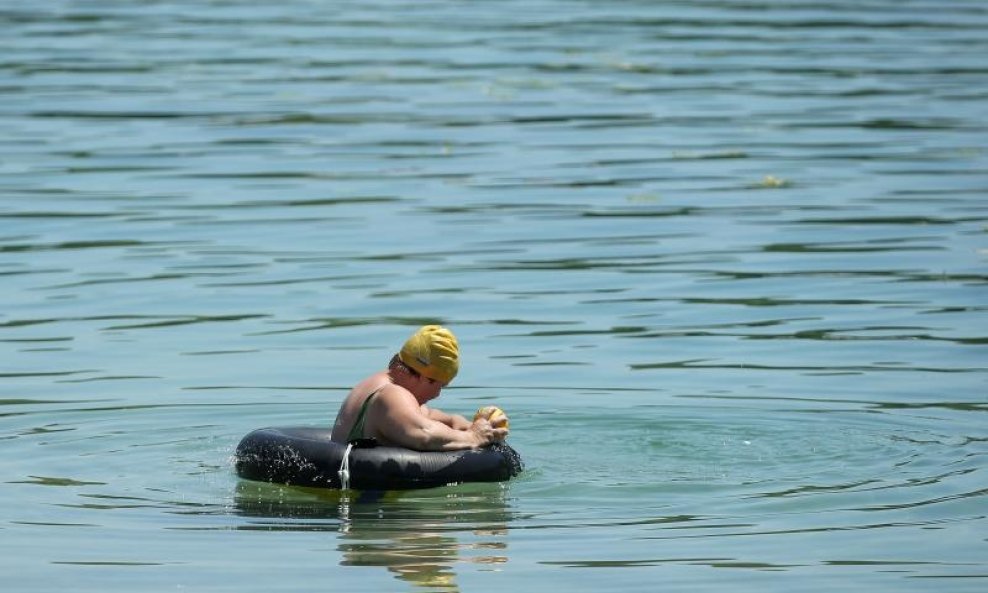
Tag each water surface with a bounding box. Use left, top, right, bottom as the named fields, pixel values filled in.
left=1, top=1, right=986, bottom=591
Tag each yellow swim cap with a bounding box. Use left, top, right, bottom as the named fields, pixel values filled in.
left=398, top=325, right=459, bottom=384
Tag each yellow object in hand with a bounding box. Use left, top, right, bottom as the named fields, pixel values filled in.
left=474, top=406, right=509, bottom=429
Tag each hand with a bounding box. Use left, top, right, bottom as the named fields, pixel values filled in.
left=469, top=417, right=509, bottom=447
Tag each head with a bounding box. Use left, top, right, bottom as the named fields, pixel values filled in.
left=392, top=325, right=459, bottom=402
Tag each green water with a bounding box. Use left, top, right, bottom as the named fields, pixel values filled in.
left=1, top=1, right=986, bottom=591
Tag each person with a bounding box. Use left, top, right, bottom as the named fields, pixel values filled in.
left=331, top=325, right=508, bottom=451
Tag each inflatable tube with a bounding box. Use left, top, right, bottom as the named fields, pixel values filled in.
left=235, top=426, right=523, bottom=490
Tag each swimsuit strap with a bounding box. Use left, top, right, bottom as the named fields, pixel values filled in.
left=346, top=385, right=385, bottom=443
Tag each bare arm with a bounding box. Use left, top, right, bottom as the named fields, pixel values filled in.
left=372, top=388, right=506, bottom=451
left=423, top=406, right=473, bottom=430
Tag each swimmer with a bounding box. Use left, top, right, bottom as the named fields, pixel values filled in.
left=331, top=325, right=509, bottom=451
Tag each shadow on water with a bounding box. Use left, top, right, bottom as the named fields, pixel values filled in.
left=233, top=480, right=514, bottom=592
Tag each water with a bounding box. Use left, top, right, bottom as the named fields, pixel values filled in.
left=1, top=0, right=986, bottom=591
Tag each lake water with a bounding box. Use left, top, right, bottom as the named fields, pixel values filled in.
left=1, top=0, right=986, bottom=591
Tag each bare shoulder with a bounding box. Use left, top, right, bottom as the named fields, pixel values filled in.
left=352, top=371, right=389, bottom=394
left=374, top=382, right=420, bottom=411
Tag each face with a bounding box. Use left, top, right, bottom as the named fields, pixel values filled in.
left=412, top=373, right=446, bottom=403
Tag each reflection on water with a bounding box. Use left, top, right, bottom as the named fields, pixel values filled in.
left=234, top=481, right=511, bottom=592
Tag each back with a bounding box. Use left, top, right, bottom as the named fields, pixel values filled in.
left=330, top=372, right=390, bottom=443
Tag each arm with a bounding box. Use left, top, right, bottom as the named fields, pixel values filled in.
left=423, top=405, right=473, bottom=430
left=372, top=388, right=506, bottom=451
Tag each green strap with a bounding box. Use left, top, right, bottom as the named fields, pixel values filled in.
left=346, top=388, right=381, bottom=443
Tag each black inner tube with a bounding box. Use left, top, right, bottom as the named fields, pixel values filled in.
left=235, top=426, right=523, bottom=490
